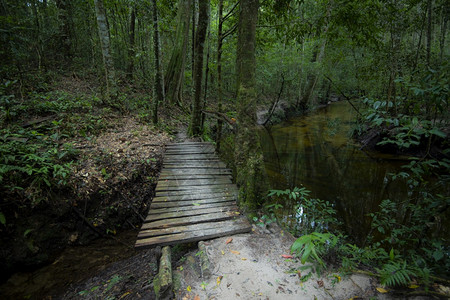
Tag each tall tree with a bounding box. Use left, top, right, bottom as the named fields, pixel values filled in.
left=216, top=0, right=224, bottom=150
left=189, top=0, right=209, bottom=136
left=164, top=0, right=192, bottom=105
left=55, top=0, right=73, bottom=61
left=234, top=0, right=267, bottom=207
left=94, top=0, right=117, bottom=104
left=152, top=0, right=165, bottom=124
left=127, top=5, right=136, bottom=79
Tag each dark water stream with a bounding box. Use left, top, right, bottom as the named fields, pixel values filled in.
left=0, top=231, right=136, bottom=299
left=261, top=101, right=409, bottom=243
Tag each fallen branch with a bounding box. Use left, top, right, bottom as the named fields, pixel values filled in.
left=324, top=75, right=362, bottom=117
left=202, top=110, right=236, bottom=127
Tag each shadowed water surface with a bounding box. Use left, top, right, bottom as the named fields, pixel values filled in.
left=261, top=101, right=409, bottom=244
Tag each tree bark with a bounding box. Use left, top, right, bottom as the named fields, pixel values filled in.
left=152, top=0, right=165, bottom=125
left=55, top=0, right=73, bottom=61
left=164, top=0, right=192, bottom=105
left=426, top=0, right=433, bottom=67
left=127, top=6, right=136, bottom=80
left=94, top=0, right=117, bottom=104
left=216, top=0, right=224, bottom=151
left=234, top=0, right=267, bottom=208
left=189, top=0, right=209, bottom=136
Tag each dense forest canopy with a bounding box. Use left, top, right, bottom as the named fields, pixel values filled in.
left=0, top=0, right=449, bottom=294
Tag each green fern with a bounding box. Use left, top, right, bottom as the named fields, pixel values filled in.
left=377, top=261, right=414, bottom=287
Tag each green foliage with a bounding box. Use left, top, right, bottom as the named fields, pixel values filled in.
left=0, top=126, right=75, bottom=206
left=376, top=261, right=414, bottom=287
left=291, top=232, right=338, bottom=268
left=268, top=186, right=310, bottom=200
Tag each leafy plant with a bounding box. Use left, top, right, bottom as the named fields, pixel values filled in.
left=291, top=232, right=338, bottom=268
left=376, top=261, right=414, bottom=287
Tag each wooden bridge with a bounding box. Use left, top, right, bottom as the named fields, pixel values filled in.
left=135, top=142, right=251, bottom=249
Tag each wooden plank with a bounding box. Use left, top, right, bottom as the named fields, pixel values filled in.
left=150, top=198, right=235, bottom=209
left=135, top=217, right=251, bottom=248
left=155, top=183, right=237, bottom=193
left=165, top=145, right=215, bottom=153
left=166, top=142, right=212, bottom=148
left=155, top=188, right=238, bottom=198
left=141, top=211, right=237, bottom=230
left=164, top=155, right=219, bottom=161
left=153, top=193, right=235, bottom=202
left=147, top=201, right=236, bottom=215
left=157, top=178, right=232, bottom=187
left=138, top=218, right=249, bottom=239
left=160, top=169, right=231, bottom=176
left=162, top=163, right=227, bottom=169
left=159, top=174, right=232, bottom=181
left=145, top=206, right=238, bottom=222
left=165, top=150, right=215, bottom=155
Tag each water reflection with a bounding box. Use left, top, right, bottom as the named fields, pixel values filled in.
left=260, top=101, right=407, bottom=244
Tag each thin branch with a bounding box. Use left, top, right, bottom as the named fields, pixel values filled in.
left=221, top=23, right=237, bottom=40
left=223, top=1, right=239, bottom=22
left=324, top=75, right=362, bottom=116
left=202, top=110, right=236, bottom=127
left=263, top=73, right=285, bottom=126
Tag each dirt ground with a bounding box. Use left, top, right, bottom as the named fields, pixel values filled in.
left=174, top=223, right=395, bottom=300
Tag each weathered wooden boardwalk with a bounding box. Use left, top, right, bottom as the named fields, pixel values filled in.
left=135, top=142, right=251, bottom=249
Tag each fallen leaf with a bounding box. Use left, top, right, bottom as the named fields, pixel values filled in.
left=258, top=292, right=263, bottom=296
left=317, top=280, right=324, bottom=288
left=221, top=250, right=225, bottom=255
left=217, top=276, right=223, bottom=285
left=193, top=202, right=201, bottom=206
left=187, top=285, right=192, bottom=292
left=241, top=257, right=247, bottom=261
left=281, top=254, right=294, bottom=259
left=333, top=274, right=341, bottom=282
left=234, top=211, right=240, bottom=215
left=120, top=292, right=131, bottom=299
left=297, top=270, right=301, bottom=278
left=226, top=238, right=233, bottom=244
left=376, top=287, right=388, bottom=293
left=230, top=250, right=240, bottom=255
left=194, top=295, right=200, bottom=300
left=408, top=284, right=419, bottom=289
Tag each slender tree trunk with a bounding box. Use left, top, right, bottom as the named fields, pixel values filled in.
left=94, top=0, right=117, bottom=104
left=191, top=0, right=196, bottom=81
left=426, top=0, right=433, bottom=67
left=201, top=29, right=211, bottom=130
left=55, top=0, right=73, bottom=61
left=439, top=4, right=448, bottom=64
left=127, top=6, right=136, bottom=80
left=152, top=0, right=165, bottom=124
left=297, top=3, right=331, bottom=110
left=235, top=0, right=267, bottom=207
left=164, top=0, right=192, bottom=105
left=216, top=0, right=224, bottom=151
left=189, top=0, right=209, bottom=136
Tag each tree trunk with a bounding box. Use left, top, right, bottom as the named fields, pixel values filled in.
left=55, top=0, right=73, bottom=61
left=94, top=0, right=117, bottom=105
left=426, top=0, right=433, bottom=67
left=164, top=0, right=192, bottom=105
left=127, top=6, right=136, bottom=80
left=189, top=0, right=209, bottom=136
left=201, top=29, right=211, bottom=130
left=152, top=0, right=165, bottom=125
left=216, top=0, right=224, bottom=151
left=234, top=0, right=267, bottom=208
left=297, top=3, right=331, bottom=110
